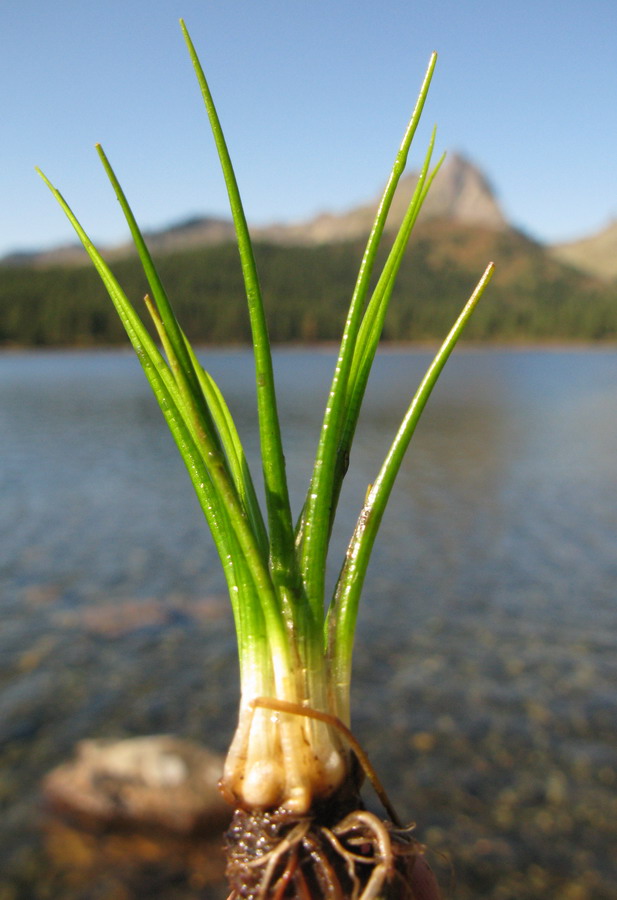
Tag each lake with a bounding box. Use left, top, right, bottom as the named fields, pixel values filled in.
left=1, top=346, right=616, bottom=898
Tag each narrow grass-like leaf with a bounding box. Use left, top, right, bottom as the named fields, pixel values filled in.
left=188, top=351, right=270, bottom=558
left=36, top=172, right=237, bottom=552
left=144, top=292, right=268, bottom=556
left=328, top=262, right=495, bottom=703
left=96, top=145, right=226, bottom=464
left=36, top=167, right=294, bottom=670
left=330, top=138, right=444, bottom=527
left=349, top=141, right=442, bottom=388
left=297, top=53, right=438, bottom=611
left=96, top=145, right=196, bottom=387
left=180, top=20, right=297, bottom=587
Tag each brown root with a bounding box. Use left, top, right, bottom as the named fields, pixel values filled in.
left=225, top=805, right=433, bottom=900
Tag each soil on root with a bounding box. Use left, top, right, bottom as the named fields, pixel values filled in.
left=225, top=799, right=437, bottom=900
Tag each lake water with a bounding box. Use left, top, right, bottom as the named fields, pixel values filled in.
left=1, top=347, right=616, bottom=898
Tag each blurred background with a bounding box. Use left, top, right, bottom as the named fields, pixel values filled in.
left=2, top=0, right=617, bottom=256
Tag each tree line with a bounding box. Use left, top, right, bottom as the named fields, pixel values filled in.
left=1, top=225, right=615, bottom=347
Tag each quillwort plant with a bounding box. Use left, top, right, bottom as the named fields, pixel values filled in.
left=39, top=20, right=493, bottom=899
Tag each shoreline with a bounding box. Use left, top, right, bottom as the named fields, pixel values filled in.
left=2, top=338, right=617, bottom=356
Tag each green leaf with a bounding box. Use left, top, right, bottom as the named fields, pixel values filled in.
left=36, top=166, right=292, bottom=666
left=180, top=20, right=297, bottom=592
left=297, top=53, right=438, bottom=614
left=328, top=262, right=495, bottom=701
left=333, top=136, right=444, bottom=526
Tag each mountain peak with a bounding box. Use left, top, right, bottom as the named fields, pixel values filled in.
left=254, top=151, right=507, bottom=246
left=412, top=152, right=507, bottom=230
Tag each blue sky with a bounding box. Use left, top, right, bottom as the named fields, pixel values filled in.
left=2, top=0, right=615, bottom=258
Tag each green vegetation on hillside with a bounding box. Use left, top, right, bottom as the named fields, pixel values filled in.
left=1, top=222, right=615, bottom=347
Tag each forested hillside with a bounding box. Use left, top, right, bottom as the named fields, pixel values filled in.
left=1, top=221, right=615, bottom=347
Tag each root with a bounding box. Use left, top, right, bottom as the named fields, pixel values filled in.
left=225, top=700, right=438, bottom=899
left=225, top=807, right=428, bottom=900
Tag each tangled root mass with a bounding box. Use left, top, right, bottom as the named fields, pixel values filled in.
left=225, top=804, right=427, bottom=900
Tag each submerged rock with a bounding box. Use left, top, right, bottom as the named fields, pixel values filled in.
left=42, top=735, right=231, bottom=834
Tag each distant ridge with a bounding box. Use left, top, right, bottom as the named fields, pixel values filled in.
left=2, top=152, right=507, bottom=267
left=0, top=216, right=236, bottom=269
left=550, top=220, right=617, bottom=281
left=3, top=153, right=615, bottom=284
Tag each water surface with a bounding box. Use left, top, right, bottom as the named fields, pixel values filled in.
left=1, top=347, right=616, bottom=898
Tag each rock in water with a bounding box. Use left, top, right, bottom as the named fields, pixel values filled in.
left=42, top=735, right=231, bottom=834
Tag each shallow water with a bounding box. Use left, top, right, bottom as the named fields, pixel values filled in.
left=1, top=347, right=616, bottom=898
